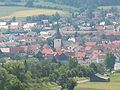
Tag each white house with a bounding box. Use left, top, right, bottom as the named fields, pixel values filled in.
left=68, top=37, right=76, bottom=42
left=0, top=22, right=9, bottom=29
left=23, top=23, right=37, bottom=31
left=10, top=22, right=19, bottom=29
left=0, top=48, right=10, bottom=53
left=11, top=22, right=19, bottom=26
left=114, top=63, right=120, bottom=70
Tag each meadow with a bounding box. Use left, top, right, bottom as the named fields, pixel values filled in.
left=0, top=6, right=66, bottom=19
left=0, top=0, right=77, bottom=20
left=75, top=73, right=120, bottom=90
left=98, top=5, right=120, bottom=10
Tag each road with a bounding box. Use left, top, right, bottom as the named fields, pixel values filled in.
left=77, top=79, right=89, bottom=84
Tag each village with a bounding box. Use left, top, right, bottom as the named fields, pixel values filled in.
left=0, top=0, right=120, bottom=89
left=0, top=7, right=120, bottom=70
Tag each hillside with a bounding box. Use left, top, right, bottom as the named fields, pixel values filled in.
left=0, top=0, right=120, bottom=9
left=75, top=73, right=120, bottom=90
left=44, top=0, right=120, bottom=8
left=0, top=6, right=66, bottom=19
left=0, top=0, right=119, bottom=19
left=0, top=0, right=73, bottom=19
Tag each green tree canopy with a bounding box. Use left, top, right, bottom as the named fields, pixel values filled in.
left=105, top=52, right=116, bottom=72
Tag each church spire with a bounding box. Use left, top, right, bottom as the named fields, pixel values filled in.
left=55, top=21, right=62, bottom=39
left=54, top=12, right=62, bottom=39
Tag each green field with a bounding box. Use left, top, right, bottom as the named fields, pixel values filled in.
left=0, top=0, right=77, bottom=11
left=75, top=73, right=120, bottom=90
left=0, top=6, right=32, bottom=17
left=98, top=5, right=120, bottom=10
left=0, top=6, right=67, bottom=19
left=0, top=0, right=77, bottom=20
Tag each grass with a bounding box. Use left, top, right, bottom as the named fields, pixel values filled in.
left=0, top=0, right=77, bottom=19
left=0, top=0, right=77, bottom=11
left=0, top=6, right=32, bottom=17
left=75, top=73, right=120, bottom=90
left=29, top=82, right=61, bottom=90
left=98, top=5, right=120, bottom=10
left=73, top=77, right=88, bottom=81
left=0, top=6, right=67, bottom=19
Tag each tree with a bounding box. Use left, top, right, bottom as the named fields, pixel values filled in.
left=49, top=73, right=58, bottom=82
left=0, top=49, right=4, bottom=58
left=6, top=74, right=25, bottom=90
left=66, top=78, right=77, bottom=90
left=47, top=37, right=54, bottom=48
left=24, top=60, right=28, bottom=73
left=53, top=12, right=60, bottom=22
left=105, top=19, right=112, bottom=25
left=32, top=27, right=41, bottom=33
left=34, top=51, right=44, bottom=60
left=26, top=16, right=32, bottom=22
left=58, top=74, right=68, bottom=90
left=3, top=61, right=31, bottom=83
left=69, top=57, right=78, bottom=69
left=89, top=63, right=98, bottom=73
left=0, top=67, right=25, bottom=90
left=74, top=32, right=78, bottom=37
left=11, top=0, right=21, bottom=2
left=105, top=52, right=116, bottom=72
left=64, top=34, right=71, bottom=40
left=12, top=16, right=16, bottom=22
left=25, top=0, right=34, bottom=7
left=0, top=67, right=8, bottom=90
left=79, top=39, right=85, bottom=46
left=51, top=56, right=57, bottom=63
left=10, top=53, right=23, bottom=60
left=90, top=63, right=105, bottom=74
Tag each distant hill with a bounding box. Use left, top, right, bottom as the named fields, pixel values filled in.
left=44, top=0, right=120, bottom=8
left=0, top=0, right=120, bottom=8
left=0, top=0, right=119, bottom=10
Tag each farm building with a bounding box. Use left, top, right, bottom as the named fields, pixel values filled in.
left=90, top=73, right=110, bottom=82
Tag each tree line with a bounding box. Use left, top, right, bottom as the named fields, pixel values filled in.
left=44, top=0, right=120, bottom=8
left=0, top=0, right=120, bottom=8
left=0, top=57, right=105, bottom=90
left=0, top=51, right=116, bottom=90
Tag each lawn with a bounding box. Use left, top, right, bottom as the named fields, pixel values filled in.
left=75, top=73, right=120, bottom=90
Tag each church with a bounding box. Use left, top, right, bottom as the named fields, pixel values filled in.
left=54, top=21, right=63, bottom=51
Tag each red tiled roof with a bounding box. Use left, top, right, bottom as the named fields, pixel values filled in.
left=20, top=45, right=28, bottom=53
left=86, top=42, right=96, bottom=46
left=75, top=52, right=86, bottom=58
left=96, top=25, right=114, bottom=30
left=85, top=46, right=93, bottom=51
left=19, top=35, right=28, bottom=40
left=42, top=47, right=53, bottom=54
left=0, top=42, right=19, bottom=45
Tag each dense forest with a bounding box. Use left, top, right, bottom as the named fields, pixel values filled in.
left=0, top=0, right=120, bottom=8
left=44, top=0, right=120, bottom=8
left=0, top=51, right=116, bottom=90
left=0, top=57, right=105, bottom=90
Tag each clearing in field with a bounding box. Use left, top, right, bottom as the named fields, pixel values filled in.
left=75, top=73, right=120, bottom=90
left=0, top=6, right=66, bottom=19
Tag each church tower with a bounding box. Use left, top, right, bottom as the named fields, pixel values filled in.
left=54, top=21, right=62, bottom=51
